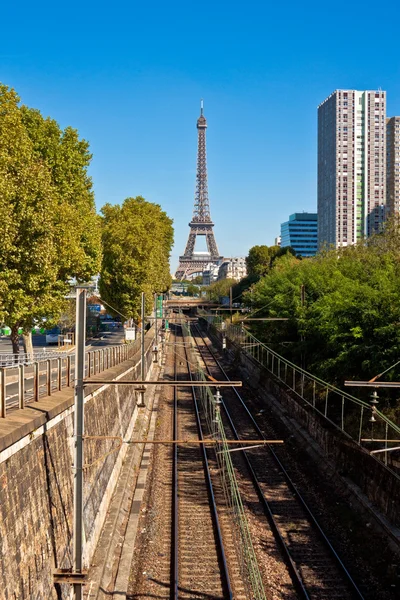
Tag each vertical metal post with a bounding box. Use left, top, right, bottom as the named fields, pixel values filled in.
left=1, top=368, right=6, bottom=418
left=33, top=362, right=39, bottom=401
left=47, top=360, right=51, bottom=396
left=300, top=284, right=305, bottom=371
left=19, top=364, right=25, bottom=409
left=154, top=292, right=158, bottom=344
left=73, top=287, right=87, bottom=600
left=230, top=286, right=233, bottom=324
left=137, top=292, right=146, bottom=407
left=153, top=292, right=159, bottom=364
left=67, top=356, right=71, bottom=387
left=58, top=357, right=62, bottom=391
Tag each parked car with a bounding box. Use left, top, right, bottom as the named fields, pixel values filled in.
left=46, top=327, right=61, bottom=345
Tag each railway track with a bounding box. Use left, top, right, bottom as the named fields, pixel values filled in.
left=191, top=322, right=366, bottom=600
left=170, top=322, right=233, bottom=599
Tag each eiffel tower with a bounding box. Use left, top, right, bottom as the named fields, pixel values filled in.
left=175, top=101, right=222, bottom=280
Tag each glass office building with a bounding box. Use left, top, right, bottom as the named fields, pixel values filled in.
left=280, top=213, right=318, bottom=257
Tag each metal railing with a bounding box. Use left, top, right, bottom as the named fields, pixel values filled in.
left=205, top=317, right=400, bottom=474
left=182, top=321, right=266, bottom=599
left=0, top=338, right=146, bottom=418
left=0, top=350, right=70, bottom=368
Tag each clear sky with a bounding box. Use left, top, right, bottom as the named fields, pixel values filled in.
left=2, top=0, right=400, bottom=272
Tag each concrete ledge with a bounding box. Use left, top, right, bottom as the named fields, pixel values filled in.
left=0, top=332, right=155, bottom=455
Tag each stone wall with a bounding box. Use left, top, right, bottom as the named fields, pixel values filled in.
left=205, top=322, right=400, bottom=532
left=0, top=331, right=155, bottom=600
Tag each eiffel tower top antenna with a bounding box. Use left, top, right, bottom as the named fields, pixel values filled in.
left=175, top=101, right=222, bottom=280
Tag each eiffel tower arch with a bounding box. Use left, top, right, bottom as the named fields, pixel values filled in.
left=175, top=101, right=222, bottom=280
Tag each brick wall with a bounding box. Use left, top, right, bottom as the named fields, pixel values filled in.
left=0, top=331, right=155, bottom=600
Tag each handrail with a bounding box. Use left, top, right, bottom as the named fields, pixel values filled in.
left=0, top=329, right=157, bottom=418
left=200, top=313, right=400, bottom=474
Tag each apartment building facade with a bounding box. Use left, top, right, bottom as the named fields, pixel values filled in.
left=386, top=116, right=400, bottom=216
left=217, top=257, right=247, bottom=281
left=318, top=90, right=386, bottom=248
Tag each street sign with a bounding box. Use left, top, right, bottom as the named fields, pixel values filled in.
left=125, top=327, right=136, bottom=341
left=88, top=304, right=101, bottom=312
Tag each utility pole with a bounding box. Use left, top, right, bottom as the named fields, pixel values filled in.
left=154, top=293, right=158, bottom=346
left=73, top=287, right=87, bottom=600
left=153, top=292, right=159, bottom=364
left=300, top=284, right=305, bottom=371
left=230, top=286, right=233, bottom=324
left=137, top=292, right=146, bottom=406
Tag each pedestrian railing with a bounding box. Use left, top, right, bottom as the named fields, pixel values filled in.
left=202, top=316, right=400, bottom=474
left=0, top=350, right=70, bottom=368
left=0, top=340, right=143, bottom=418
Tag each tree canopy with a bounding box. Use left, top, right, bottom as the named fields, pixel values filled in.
left=246, top=244, right=296, bottom=278
left=244, top=219, right=400, bottom=390
left=100, top=196, right=173, bottom=319
left=0, top=83, right=101, bottom=351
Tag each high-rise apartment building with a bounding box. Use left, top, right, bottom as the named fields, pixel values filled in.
left=386, top=116, right=400, bottom=216
left=318, top=90, right=386, bottom=248
left=280, top=213, right=318, bottom=257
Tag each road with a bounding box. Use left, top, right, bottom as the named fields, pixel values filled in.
left=0, top=329, right=125, bottom=353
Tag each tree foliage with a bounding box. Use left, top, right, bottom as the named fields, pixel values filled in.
left=244, top=219, right=400, bottom=388
left=246, top=244, right=296, bottom=278
left=186, top=284, right=200, bottom=297
left=100, top=196, right=173, bottom=319
left=0, top=83, right=101, bottom=351
left=206, top=278, right=236, bottom=302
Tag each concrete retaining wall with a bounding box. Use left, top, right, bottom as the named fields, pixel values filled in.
left=206, top=322, right=400, bottom=531
left=0, top=331, right=156, bottom=600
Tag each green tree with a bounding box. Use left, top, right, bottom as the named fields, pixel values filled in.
left=186, top=284, right=200, bottom=297
left=207, top=279, right=236, bottom=302
left=100, top=196, right=173, bottom=319
left=191, top=275, right=203, bottom=285
left=245, top=222, right=400, bottom=394
left=246, top=244, right=296, bottom=278
left=0, top=83, right=102, bottom=353
left=20, top=106, right=102, bottom=282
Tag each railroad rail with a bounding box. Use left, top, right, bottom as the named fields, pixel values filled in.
left=170, top=322, right=232, bottom=599
left=191, top=321, right=366, bottom=600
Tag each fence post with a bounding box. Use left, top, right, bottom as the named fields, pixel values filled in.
left=58, top=357, right=62, bottom=391
left=67, top=356, right=71, bottom=387
left=47, top=360, right=52, bottom=396
left=0, top=368, right=6, bottom=418
left=33, top=362, right=39, bottom=401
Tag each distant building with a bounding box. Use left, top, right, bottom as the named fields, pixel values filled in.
left=217, top=257, right=247, bottom=281
left=318, top=89, right=386, bottom=248
left=202, top=262, right=221, bottom=285
left=280, top=213, right=318, bottom=257
left=386, top=116, right=400, bottom=217
left=274, top=236, right=281, bottom=247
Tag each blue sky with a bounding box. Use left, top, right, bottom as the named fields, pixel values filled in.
left=2, top=0, right=400, bottom=271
